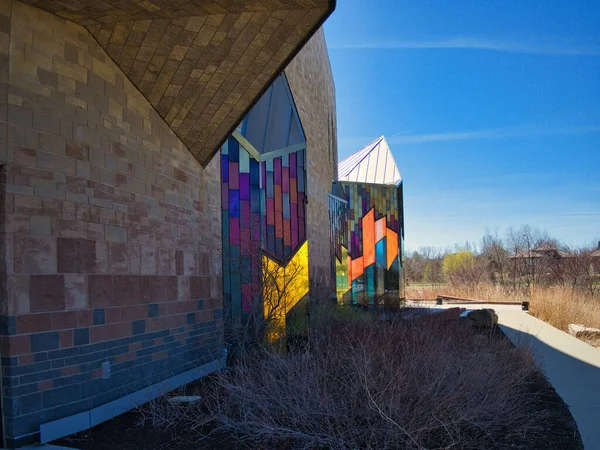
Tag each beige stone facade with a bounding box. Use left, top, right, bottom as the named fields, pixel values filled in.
left=0, top=0, right=336, bottom=446
left=286, top=28, right=338, bottom=296
left=0, top=2, right=226, bottom=445
left=20, top=0, right=333, bottom=166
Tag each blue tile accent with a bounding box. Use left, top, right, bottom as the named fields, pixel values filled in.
left=74, top=328, right=90, bottom=346
left=147, top=304, right=159, bottom=318
left=34, top=352, right=49, bottom=362
left=93, top=309, right=105, bottom=326
left=132, top=320, right=146, bottom=335
left=30, top=332, right=60, bottom=352
left=186, top=313, right=195, bottom=325
left=0, top=316, right=16, bottom=335
left=197, top=299, right=204, bottom=311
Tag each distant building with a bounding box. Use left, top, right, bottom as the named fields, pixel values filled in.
left=331, top=136, right=405, bottom=307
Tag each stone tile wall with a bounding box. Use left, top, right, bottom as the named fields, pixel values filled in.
left=0, top=1, right=223, bottom=445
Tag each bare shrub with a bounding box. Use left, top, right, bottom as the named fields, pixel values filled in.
left=154, top=312, right=541, bottom=449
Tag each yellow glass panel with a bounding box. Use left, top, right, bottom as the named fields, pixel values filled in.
left=262, top=241, right=309, bottom=341
left=336, top=245, right=350, bottom=301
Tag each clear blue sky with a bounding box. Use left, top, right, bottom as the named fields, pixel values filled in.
left=324, top=0, right=600, bottom=252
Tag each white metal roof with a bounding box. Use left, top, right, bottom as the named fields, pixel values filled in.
left=337, top=136, right=402, bottom=185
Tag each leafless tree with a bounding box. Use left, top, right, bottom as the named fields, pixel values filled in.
left=224, top=236, right=308, bottom=354
left=481, top=227, right=508, bottom=285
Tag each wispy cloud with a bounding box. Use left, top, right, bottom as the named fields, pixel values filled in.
left=338, top=124, right=600, bottom=147
left=386, top=124, right=600, bottom=145
left=329, top=37, right=600, bottom=56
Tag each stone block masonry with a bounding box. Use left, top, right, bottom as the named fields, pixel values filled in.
left=0, top=1, right=223, bottom=446
left=285, top=29, right=338, bottom=298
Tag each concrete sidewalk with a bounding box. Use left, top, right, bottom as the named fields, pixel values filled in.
left=497, top=309, right=600, bottom=449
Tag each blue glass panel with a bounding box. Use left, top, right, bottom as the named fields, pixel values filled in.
left=297, top=170, right=305, bottom=192
left=365, top=265, right=375, bottom=303
left=266, top=171, right=274, bottom=198
left=244, top=86, right=271, bottom=153
left=376, top=238, right=386, bottom=267
left=221, top=154, right=229, bottom=182
left=249, top=158, right=260, bottom=186
left=229, top=190, right=240, bottom=218
left=296, top=149, right=304, bottom=167
left=250, top=186, right=260, bottom=213
left=264, top=76, right=293, bottom=153
left=282, top=193, right=290, bottom=219
left=228, top=136, right=239, bottom=162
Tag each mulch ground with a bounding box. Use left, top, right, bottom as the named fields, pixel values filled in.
left=55, top=324, right=584, bottom=450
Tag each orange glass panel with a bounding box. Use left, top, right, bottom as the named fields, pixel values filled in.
left=351, top=256, right=364, bottom=281
left=375, top=216, right=386, bottom=243
left=362, top=209, right=375, bottom=267
left=386, top=229, right=398, bottom=269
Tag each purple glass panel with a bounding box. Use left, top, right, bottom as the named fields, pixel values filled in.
left=289, top=152, right=296, bottom=178
left=282, top=167, right=289, bottom=193
left=239, top=173, right=250, bottom=200
left=251, top=213, right=261, bottom=241
left=274, top=157, right=281, bottom=184
left=229, top=217, right=240, bottom=245
left=242, top=284, right=252, bottom=312
left=298, top=216, right=305, bottom=242
left=240, top=223, right=251, bottom=253
left=240, top=200, right=250, bottom=228
left=229, top=162, right=239, bottom=190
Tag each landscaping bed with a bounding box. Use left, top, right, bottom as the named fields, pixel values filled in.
left=55, top=312, right=583, bottom=450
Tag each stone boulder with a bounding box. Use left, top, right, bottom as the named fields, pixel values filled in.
left=466, top=309, right=498, bottom=329
left=568, top=324, right=600, bottom=339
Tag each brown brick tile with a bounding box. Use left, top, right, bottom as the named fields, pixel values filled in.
left=88, top=275, right=114, bottom=307
left=19, top=354, right=35, bottom=365
left=105, top=307, right=123, bottom=324
left=113, top=275, right=139, bottom=305
left=51, top=311, right=78, bottom=330
left=16, top=313, right=53, bottom=334
left=76, top=310, right=93, bottom=327
left=61, top=365, right=81, bottom=376
left=38, top=380, right=53, bottom=390
left=4, top=335, right=30, bottom=355
left=29, top=275, right=65, bottom=312
left=60, top=330, right=74, bottom=348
